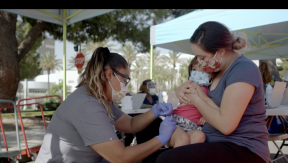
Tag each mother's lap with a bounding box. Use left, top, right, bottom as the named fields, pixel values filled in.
left=142, top=142, right=265, bottom=163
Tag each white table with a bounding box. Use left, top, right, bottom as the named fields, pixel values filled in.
left=265, top=105, right=288, bottom=132
left=121, top=108, right=150, bottom=115
left=266, top=105, right=288, bottom=116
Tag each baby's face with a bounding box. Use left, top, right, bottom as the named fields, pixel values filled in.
left=192, top=64, right=203, bottom=72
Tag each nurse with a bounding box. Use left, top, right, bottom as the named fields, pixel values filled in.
left=36, top=47, right=176, bottom=163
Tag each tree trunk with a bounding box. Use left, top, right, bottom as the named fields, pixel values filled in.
left=259, top=59, right=282, bottom=81
left=0, top=11, right=46, bottom=112
left=0, top=12, right=19, bottom=111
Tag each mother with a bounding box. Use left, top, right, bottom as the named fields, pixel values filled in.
left=35, top=47, right=176, bottom=163
left=143, top=21, right=269, bottom=163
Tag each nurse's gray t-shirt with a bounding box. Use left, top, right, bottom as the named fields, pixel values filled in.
left=36, top=85, right=123, bottom=163
left=203, top=55, right=269, bottom=162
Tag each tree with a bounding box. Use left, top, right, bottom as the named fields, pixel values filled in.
left=278, top=59, right=288, bottom=79
left=118, top=43, right=138, bottom=70
left=162, top=51, right=183, bottom=89
left=49, top=82, right=72, bottom=101
left=131, top=56, right=149, bottom=92
left=68, top=39, right=116, bottom=70
left=0, top=9, right=194, bottom=102
left=178, top=57, right=193, bottom=86
left=16, top=21, right=43, bottom=80
left=39, top=52, right=62, bottom=99
left=143, top=49, right=164, bottom=78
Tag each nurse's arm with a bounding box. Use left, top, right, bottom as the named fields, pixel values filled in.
left=191, top=82, right=255, bottom=135
left=90, top=137, right=162, bottom=163
left=114, top=109, right=156, bottom=133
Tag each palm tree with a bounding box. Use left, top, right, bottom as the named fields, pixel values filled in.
left=178, top=57, right=193, bottom=86
left=117, top=43, right=138, bottom=70
left=143, top=49, right=165, bottom=80
left=68, top=39, right=116, bottom=70
left=162, top=51, right=183, bottom=89
left=82, top=39, right=116, bottom=57
left=40, top=52, right=62, bottom=100
left=132, top=56, right=149, bottom=91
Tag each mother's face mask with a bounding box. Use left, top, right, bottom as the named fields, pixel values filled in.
left=197, top=51, right=222, bottom=73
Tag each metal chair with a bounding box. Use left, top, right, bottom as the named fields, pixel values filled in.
left=268, top=133, right=288, bottom=163
left=266, top=111, right=288, bottom=163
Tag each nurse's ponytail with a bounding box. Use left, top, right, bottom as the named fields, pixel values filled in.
left=77, top=47, right=128, bottom=120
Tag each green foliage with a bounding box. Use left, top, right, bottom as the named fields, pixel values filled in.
left=36, top=101, right=61, bottom=111
left=39, top=52, right=62, bottom=72
left=178, top=57, right=193, bottom=86
left=117, top=42, right=138, bottom=70
left=22, top=9, right=194, bottom=53
left=50, top=82, right=72, bottom=96
left=131, top=56, right=149, bottom=93
left=68, top=39, right=116, bottom=70
left=278, top=59, right=288, bottom=79
left=16, top=21, right=42, bottom=80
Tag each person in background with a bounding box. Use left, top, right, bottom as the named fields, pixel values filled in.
left=125, top=79, right=163, bottom=147
left=139, top=79, right=159, bottom=108
left=259, top=61, right=272, bottom=93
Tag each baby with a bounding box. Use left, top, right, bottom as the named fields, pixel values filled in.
left=166, top=56, right=212, bottom=148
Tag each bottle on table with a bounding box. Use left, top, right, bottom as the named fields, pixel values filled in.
left=266, top=83, right=273, bottom=105
left=158, top=91, right=163, bottom=103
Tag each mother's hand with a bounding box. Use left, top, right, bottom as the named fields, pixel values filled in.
left=190, top=82, right=209, bottom=102
left=175, top=80, right=197, bottom=104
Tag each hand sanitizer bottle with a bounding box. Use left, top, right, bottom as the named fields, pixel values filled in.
left=158, top=91, right=163, bottom=103
left=266, top=83, right=273, bottom=104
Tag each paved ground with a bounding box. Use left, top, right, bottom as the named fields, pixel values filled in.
left=1, top=117, right=288, bottom=162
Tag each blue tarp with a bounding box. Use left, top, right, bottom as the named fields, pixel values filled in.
left=150, top=9, right=288, bottom=60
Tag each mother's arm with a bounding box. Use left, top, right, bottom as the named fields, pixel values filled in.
left=183, top=82, right=255, bottom=135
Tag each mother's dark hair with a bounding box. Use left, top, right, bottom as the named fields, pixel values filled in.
left=190, top=21, right=248, bottom=53
left=77, top=47, right=128, bottom=120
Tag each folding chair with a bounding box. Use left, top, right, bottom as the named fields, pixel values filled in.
left=268, top=134, right=288, bottom=163
left=267, top=115, right=288, bottom=163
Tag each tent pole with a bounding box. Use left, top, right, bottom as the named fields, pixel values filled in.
left=63, top=9, right=67, bottom=100
left=150, top=45, right=153, bottom=80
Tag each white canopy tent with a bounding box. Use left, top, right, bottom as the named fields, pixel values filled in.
left=0, top=9, right=116, bottom=99
left=149, top=9, right=288, bottom=78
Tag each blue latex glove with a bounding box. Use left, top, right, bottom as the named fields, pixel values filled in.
left=156, top=116, right=176, bottom=146
left=152, top=103, right=173, bottom=118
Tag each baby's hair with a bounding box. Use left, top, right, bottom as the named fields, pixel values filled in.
left=188, top=56, right=198, bottom=77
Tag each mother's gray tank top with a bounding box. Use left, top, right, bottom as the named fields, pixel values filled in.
left=203, top=55, right=269, bottom=162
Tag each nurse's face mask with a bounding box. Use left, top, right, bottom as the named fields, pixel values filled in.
left=147, top=81, right=157, bottom=95
left=108, top=72, right=128, bottom=101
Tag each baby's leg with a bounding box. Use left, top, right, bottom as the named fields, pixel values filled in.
left=166, top=127, right=190, bottom=148
left=187, top=130, right=206, bottom=144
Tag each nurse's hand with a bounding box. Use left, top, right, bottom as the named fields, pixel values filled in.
left=156, top=116, right=176, bottom=145
left=152, top=103, right=173, bottom=118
